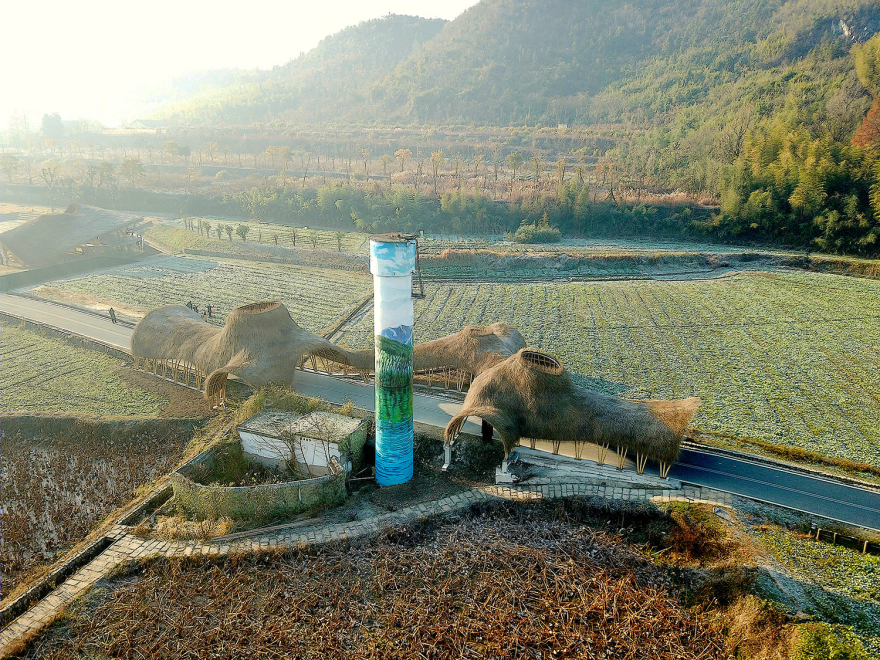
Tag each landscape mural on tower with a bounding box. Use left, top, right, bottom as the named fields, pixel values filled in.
left=370, top=238, right=417, bottom=486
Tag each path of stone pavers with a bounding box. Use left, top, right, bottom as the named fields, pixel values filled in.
left=0, top=479, right=733, bottom=655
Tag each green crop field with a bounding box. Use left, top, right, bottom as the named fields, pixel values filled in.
left=148, top=219, right=369, bottom=254
left=0, top=327, right=166, bottom=416
left=337, top=270, right=880, bottom=468
left=31, top=255, right=372, bottom=334
left=755, top=527, right=880, bottom=655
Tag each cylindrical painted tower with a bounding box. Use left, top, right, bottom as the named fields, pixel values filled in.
left=370, top=235, right=417, bottom=486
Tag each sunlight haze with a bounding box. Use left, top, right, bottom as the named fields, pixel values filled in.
left=1, top=0, right=477, bottom=129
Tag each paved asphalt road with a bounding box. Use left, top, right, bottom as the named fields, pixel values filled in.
left=671, top=449, right=880, bottom=530
left=0, top=294, right=131, bottom=351
left=3, top=293, right=879, bottom=530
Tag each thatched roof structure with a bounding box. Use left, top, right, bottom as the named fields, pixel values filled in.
left=131, top=301, right=374, bottom=396
left=132, top=296, right=531, bottom=398
left=0, top=204, right=144, bottom=266
left=445, top=348, right=700, bottom=464
left=413, top=323, right=526, bottom=375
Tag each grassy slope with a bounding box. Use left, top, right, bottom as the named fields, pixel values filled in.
left=755, top=527, right=880, bottom=655
left=0, top=326, right=165, bottom=416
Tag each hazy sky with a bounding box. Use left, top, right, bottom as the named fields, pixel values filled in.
left=1, top=0, right=478, bottom=130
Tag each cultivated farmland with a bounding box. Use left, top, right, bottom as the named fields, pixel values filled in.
left=29, top=255, right=372, bottom=334
left=337, top=271, right=880, bottom=468
left=0, top=326, right=165, bottom=416
left=755, top=527, right=880, bottom=655
left=153, top=217, right=370, bottom=253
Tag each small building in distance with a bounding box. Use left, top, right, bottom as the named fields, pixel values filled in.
left=0, top=204, right=150, bottom=267
left=238, top=410, right=367, bottom=476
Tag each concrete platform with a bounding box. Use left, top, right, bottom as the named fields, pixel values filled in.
left=503, top=446, right=682, bottom=490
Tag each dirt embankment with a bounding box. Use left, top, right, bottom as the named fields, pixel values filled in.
left=115, top=364, right=215, bottom=418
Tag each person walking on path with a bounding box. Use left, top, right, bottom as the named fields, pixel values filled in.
left=206, top=304, right=213, bottom=318
left=108, top=307, right=117, bottom=324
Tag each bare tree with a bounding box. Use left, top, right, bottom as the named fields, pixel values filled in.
left=40, top=161, right=59, bottom=211
left=430, top=149, right=444, bottom=194
left=395, top=148, right=412, bottom=173
left=360, top=147, right=373, bottom=176
left=380, top=153, right=392, bottom=176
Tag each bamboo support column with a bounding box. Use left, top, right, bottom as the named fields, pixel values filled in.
left=615, top=447, right=628, bottom=471
left=659, top=461, right=672, bottom=479
left=596, top=443, right=609, bottom=466
left=635, top=453, right=648, bottom=475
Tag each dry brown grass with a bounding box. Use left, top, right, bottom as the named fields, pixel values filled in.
left=717, top=595, right=795, bottom=660
left=0, top=419, right=193, bottom=601
left=17, top=500, right=731, bottom=660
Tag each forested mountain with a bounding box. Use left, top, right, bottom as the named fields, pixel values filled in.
left=163, top=0, right=880, bottom=129
left=161, top=15, right=446, bottom=125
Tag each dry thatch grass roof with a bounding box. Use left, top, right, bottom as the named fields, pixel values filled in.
left=445, top=348, right=699, bottom=464
left=413, top=323, right=526, bottom=375
left=133, top=301, right=527, bottom=398
left=131, top=301, right=373, bottom=396
left=0, top=204, right=143, bottom=266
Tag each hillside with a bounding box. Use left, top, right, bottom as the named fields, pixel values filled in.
left=161, top=14, right=446, bottom=125
left=162, top=0, right=880, bottom=129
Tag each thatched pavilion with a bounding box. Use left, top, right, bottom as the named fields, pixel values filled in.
left=445, top=348, right=700, bottom=477
left=132, top=300, right=698, bottom=477
left=413, top=323, right=526, bottom=375
left=132, top=299, right=527, bottom=404
left=0, top=204, right=147, bottom=267
left=131, top=302, right=374, bottom=404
